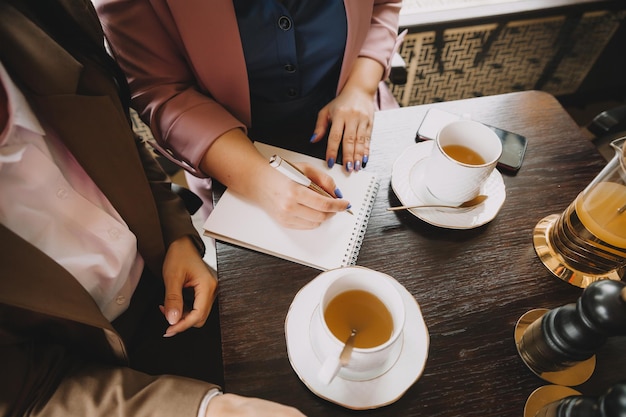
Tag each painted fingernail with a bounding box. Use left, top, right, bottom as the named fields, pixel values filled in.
left=347, top=203, right=352, bottom=210
left=334, top=188, right=344, bottom=198
left=309, top=133, right=318, bottom=143
left=363, top=155, right=369, bottom=165
left=345, top=161, right=353, bottom=172
left=166, top=309, right=180, bottom=325
left=327, top=157, right=335, bottom=168
left=354, top=160, right=361, bottom=171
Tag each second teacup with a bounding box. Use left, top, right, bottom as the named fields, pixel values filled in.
left=312, top=267, right=405, bottom=385
left=422, top=119, right=502, bottom=206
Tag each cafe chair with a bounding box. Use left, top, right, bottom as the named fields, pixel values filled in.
left=580, top=102, right=626, bottom=161
left=170, top=183, right=203, bottom=215
left=389, top=52, right=408, bottom=86
left=587, top=103, right=626, bottom=143
left=131, top=109, right=203, bottom=215
left=152, top=154, right=203, bottom=215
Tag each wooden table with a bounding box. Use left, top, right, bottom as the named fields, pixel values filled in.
left=214, top=91, right=625, bottom=417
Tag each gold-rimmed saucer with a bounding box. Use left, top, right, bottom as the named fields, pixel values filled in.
left=391, top=141, right=506, bottom=229
left=284, top=267, right=429, bottom=409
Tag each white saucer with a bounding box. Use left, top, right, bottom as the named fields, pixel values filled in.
left=285, top=266, right=429, bottom=410
left=391, top=141, right=506, bottom=229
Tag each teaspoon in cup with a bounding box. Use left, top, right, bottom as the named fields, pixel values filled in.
left=339, top=329, right=357, bottom=366
left=318, top=328, right=358, bottom=385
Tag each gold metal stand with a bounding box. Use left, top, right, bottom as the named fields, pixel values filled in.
left=514, top=309, right=595, bottom=386
left=533, top=215, right=623, bottom=288
left=523, top=385, right=581, bottom=417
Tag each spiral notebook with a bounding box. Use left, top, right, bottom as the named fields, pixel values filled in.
left=202, top=142, right=379, bottom=270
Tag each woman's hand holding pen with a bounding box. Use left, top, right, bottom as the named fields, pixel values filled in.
left=201, top=130, right=350, bottom=230
left=256, top=163, right=350, bottom=229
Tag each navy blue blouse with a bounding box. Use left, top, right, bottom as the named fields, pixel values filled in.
left=233, top=0, right=347, bottom=102
left=233, top=0, right=347, bottom=156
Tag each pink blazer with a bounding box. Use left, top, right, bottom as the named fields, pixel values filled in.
left=95, top=0, right=403, bottom=176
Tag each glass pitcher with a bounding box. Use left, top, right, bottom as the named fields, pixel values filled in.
left=533, top=136, right=626, bottom=288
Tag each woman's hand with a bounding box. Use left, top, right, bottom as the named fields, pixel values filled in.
left=161, top=236, right=218, bottom=337
left=206, top=393, right=306, bottom=417
left=249, top=162, right=351, bottom=229
left=310, top=57, right=384, bottom=173
left=312, top=87, right=374, bottom=173
left=200, top=130, right=350, bottom=230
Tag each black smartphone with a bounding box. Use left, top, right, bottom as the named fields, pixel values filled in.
left=416, top=108, right=527, bottom=174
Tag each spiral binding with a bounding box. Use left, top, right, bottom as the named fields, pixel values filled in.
left=342, top=175, right=380, bottom=266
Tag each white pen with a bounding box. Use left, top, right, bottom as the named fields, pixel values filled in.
left=269, top=154, right=353, bottom=215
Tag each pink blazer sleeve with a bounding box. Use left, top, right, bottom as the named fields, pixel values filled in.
left=354, top=0, right=404, bottom=81
left=95, top=0, right=247, bottom=176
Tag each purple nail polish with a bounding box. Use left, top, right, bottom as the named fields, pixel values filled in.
left=363, top=155, right=369, bottom=165
left=309, top=133, right=318, bottom=143
left=334, top=188, right=344, bottom=198
left=346, top=162, right=353, bottom=172
left=327, top=157, right=335, bottom=168
left=354, top=160, right=361, bottom=171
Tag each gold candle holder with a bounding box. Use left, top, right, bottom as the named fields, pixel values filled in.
left=523, top=385, right=581, bottom=417
left=514, top=281, right=626, bottom=386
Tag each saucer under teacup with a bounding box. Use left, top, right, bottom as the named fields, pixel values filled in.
left=391, top=141, right=506, bottom=229
left=284, top=266, right=429, bottom=410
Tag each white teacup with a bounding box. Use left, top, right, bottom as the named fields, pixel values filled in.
left=311, top=268, right=405, bottom=385
left=422, top=120, right=502, bottom=206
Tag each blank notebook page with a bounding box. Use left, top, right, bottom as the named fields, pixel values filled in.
left=202, top=142, right=379, bottom=270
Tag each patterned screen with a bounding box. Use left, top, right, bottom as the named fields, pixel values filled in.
left=391, top=9, right=626, bottom=106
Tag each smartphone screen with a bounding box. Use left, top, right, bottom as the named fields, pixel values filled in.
left=488, top=125, right=527, bottom=174
left=416, top=108, right=527, bottom=174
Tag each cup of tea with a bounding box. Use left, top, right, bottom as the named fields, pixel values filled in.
left=311, top=267, right=405, bottom=385
left=422, top=119, right=502, bottom=206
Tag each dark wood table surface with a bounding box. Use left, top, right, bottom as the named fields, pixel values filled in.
left=213, top=90, right=625, bottom=417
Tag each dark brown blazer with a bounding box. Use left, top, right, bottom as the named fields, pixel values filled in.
left=0, top=1, right=217, bottom=416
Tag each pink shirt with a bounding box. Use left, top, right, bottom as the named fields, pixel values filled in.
left=0, top=63, right=143, bottom=321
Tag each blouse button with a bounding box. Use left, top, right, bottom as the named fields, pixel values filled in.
left=284, top=64, right=296, bottom=73
left=287, top=88, right=297, bottom=97
left=278, top=16, right=292, bottom=31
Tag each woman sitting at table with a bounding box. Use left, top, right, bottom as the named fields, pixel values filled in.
left=94, top=0, right=403, bottom=227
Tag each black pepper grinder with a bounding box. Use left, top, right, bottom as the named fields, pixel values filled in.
left=514, top=280, right=626, bottom=386
left=527, top=381, right=626, bottom=417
